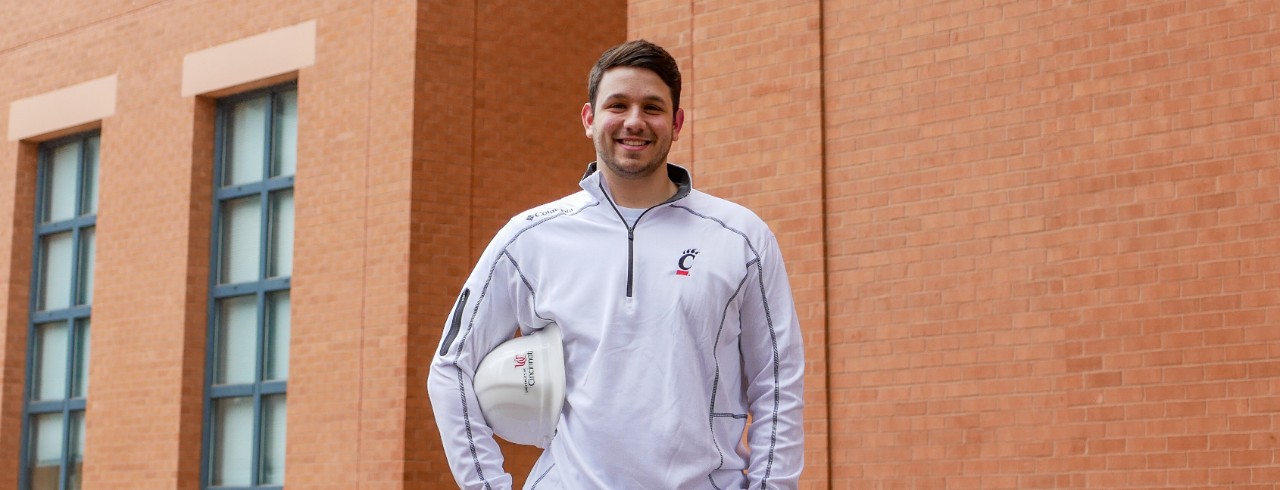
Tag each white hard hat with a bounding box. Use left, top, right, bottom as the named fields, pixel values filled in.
left=473, top=323, right=565, bottom=448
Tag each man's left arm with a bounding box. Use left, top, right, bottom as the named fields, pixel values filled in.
left=739, top=231, right=805, bottom=489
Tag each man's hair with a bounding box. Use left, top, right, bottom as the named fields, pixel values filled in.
left=587, top=40, right=682, bottom=114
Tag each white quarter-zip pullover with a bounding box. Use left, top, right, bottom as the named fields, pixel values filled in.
left=428, top=163, right=805, bottom=489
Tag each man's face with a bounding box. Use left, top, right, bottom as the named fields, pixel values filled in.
left=582, top=66, right=684, bottom=181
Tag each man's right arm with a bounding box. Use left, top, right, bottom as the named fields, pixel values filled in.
left=427, top=231, right=524, bottom=489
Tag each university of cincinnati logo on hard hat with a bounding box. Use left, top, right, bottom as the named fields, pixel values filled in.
left=515, top=351, right=536, bottom=393
left=676, top=249, right=699, bottom=276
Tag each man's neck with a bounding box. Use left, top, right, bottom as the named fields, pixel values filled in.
left=600, top=166, right=677, bottom=208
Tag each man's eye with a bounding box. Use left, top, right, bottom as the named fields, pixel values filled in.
left=645, top=105, right=664, bottom=113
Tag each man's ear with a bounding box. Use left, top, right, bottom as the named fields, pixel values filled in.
left=581, top=103, right=594, bottom=138
left=672, top=108, right=685, bottom=141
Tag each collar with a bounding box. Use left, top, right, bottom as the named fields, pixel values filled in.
left=579, top=162, right=693, bottom=206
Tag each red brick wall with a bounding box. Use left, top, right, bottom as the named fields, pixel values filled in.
left=5, top=0, right=1277, bottom=488
left=630, top=0, right=833, bottom=487
left=409, top=2, right=627, bottom=486
left=409, top=2, right=480, bottom=487
left=820, top=0, right=1280, bottom=488
left=0, top=2, right=139, bottom=484
left=3, top=1, right=625, bottom=487
left=0, top=143, right=37, bottom=487
left=630, top=0, right=1280, bottom=488
left=288, top=2, right=421, bottom=489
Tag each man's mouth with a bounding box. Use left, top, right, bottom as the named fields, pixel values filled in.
left=617, top=138, right=650, bottom=150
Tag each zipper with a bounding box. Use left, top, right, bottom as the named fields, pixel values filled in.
left=597, top=179, right=681, bottom=298
left=626, top=227, right=635, bottom=297
left=439, top=288, right=469, bottom=356
left=605, top=194, right=653, bottom=299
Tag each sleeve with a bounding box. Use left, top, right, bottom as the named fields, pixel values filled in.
left=739, top=231, right=805, bottom=489
left=427, top=225, right=527, bottom=490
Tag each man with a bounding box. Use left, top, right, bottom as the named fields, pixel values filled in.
left=428, top=40, right=804, bottom=489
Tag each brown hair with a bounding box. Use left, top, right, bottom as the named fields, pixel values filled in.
left=587, top=40, right=682, bottom=115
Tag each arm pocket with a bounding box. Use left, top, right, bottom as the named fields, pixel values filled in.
left=438, top=288, right=470, bottom=356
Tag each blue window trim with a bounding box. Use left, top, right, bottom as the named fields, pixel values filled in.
left=200, top=83, right=294, bottom=490
left=19, top=131, right=98, bottom=490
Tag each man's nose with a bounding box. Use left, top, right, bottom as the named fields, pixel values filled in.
left=622, top=107, right=645, bottom=130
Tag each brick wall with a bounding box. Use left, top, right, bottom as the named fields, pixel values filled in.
left=288, top=2, right=419, bottom=489
left=630, top=0, right=834, bottom=486
left=0, top=142, right=37, bottom=488
left=4, top=0, right=1278, bottom=488
left=1, top=1, right=624, bottom=488
left=409, top=2, right=480, bottom=487
left=630, top=0, right=1280, bottom=488
left=408, top=1, right=626, bottom=487
left=822, top=0, right=1280, bottom=487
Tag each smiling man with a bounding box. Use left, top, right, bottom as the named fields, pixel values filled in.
left=428, top=40, right=805, bottom=489
left=583, top=62, right=684, bottom=206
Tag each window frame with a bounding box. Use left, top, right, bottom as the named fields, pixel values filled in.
left=200, top=83, right=295, bottom=490
left=19, top=130, right=100, bottom=490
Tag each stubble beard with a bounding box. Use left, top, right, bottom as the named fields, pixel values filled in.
left=595, top=134, right=670, bottom=181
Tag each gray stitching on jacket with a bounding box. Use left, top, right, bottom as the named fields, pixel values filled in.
left=707, top=270, right=751, bottom=488
left=670, top=204, right=782, bottom=489
left=448, top=201, right=598, bottom=488
left=501, top=251, right=552, bottom=323
left=529, top=463, right=555, bottom=489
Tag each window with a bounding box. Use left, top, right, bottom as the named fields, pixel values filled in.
left=21, top=132, right=99, bottom=490
left=203, top=84, right=296, bottom=489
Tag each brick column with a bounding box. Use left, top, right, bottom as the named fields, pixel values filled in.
left=410, top=1, right=627, bottom=487
left=630, top=1, right=831, bottom=487
left=0, top=143, right=37, bottom=486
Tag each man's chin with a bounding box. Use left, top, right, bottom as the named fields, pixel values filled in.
left=602, top=158, right=664, bottom=180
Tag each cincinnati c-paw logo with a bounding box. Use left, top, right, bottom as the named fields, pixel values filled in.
left=676, top=249, right=699, bottom=276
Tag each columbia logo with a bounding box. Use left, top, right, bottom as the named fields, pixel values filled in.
left=525, top=208, right=571, bottom=221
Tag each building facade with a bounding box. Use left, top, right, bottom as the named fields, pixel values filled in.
left=2, top=1, right=1277, bottom=489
